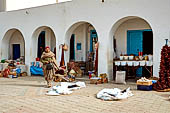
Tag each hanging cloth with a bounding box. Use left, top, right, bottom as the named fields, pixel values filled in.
left=94, top=43, right=99, bottom=74
left=58, top=45, right=62, bottom=64
left=60, top=45, right=65, bottom=67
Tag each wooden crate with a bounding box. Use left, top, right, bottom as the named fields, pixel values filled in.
left=90, top=78, right=102, bottom=84
left=0, top=72, right=3, bottom=77
left=137, top=80, right=152, bottom=86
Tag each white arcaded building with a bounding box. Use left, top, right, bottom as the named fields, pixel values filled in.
left=0, top=0, right=170, bottom=80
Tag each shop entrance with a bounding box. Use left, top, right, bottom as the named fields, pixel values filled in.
left=65, top=22, right=99, bottom=75
left=127, top=29, right=153, bottom=77
left=13, top=44, right=20, bottom=60
left=37, top=31, right=45, bottom=58
left=70, top=34, right=75, bottom=61
left=143, top=31, right=153, bottom=55
left=112, top=17, right=153, bottom=80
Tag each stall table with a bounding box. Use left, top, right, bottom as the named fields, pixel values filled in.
left=113, top=60, right=153, bottom=80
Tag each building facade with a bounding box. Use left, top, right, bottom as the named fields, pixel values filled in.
left=0, top=0, right=170, bottom=80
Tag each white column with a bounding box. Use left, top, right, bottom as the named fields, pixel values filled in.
left=82, top=24, right=87, bottom=61
left=153, top=29, right=169, bottom=78
left=0, top=0, right=6, bottom=12
left=24, top=37, right=31, bottom=76
left=98, top=31, right=113, bottom=81
left=45, top=29, right=51, bottom=48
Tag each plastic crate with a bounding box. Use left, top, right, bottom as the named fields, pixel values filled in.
left=137, top=85, right=152, bottom=91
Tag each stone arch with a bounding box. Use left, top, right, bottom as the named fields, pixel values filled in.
left=31, top=26, right=57, bottom=61
left=1, top=28, right=25, bottom=61
left=64, top=21, right=99, bottom=74
left=108, top=16, right=154, bottom=80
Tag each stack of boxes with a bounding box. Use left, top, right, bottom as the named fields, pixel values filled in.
left=137, top=77, right=153, bottom=91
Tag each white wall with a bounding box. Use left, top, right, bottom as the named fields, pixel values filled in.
left=9, top=30, right=25, bottom=59
left=51, top=31, right=56, bottom=52
left=0, top=0, right=6, bottom=12
left=73, top=24, right=87, bottom=61
left=72, top=24, right=96, bottom=61
left=0, top=0, right=170, bottom=79
left=114, top=18, right=151, bottom=57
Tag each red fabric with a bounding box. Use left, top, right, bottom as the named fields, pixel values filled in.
left=95, top=48, right=98, bottom=74
left=45, top=46, right=50, bottom=49
left=60, top=46, right=65, bottom=67
left=3, top=69, right=10, bottom=78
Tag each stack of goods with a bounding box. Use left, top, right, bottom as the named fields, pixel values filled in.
left=153, top=44, right=170, bottom=91
left=99, top=73, right=108, bottom=83
left=68, top=69, right=76, bottom=81
left=137, top=77, right=153, bottom=91
left=67, top=62, right=83, bottom=77
left=90, top=77, right=102, bottom=84
left=90, top=73, right=108, bottom=84
left=2, top=63, right=20, bottom=78
left=54, top=67, right=79, bottom=82
left=89, top=71, right=101, bottom=84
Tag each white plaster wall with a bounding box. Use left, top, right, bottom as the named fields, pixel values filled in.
left=51, top=31, right=56, bottom=52
left=72, top=24, right=96, bottom=61
left=114, top=18, right=151, bottom=58
left=0, top=0, right=6, bottom=12
left=0, top=0, right=169, bottom=78
left=73, top=24, right=86, bottom=61
left=9, top=30, right=25, bottom=59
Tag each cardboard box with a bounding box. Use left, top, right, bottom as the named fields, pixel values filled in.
left=0, top=72, right=3, bottom=77
left=90, top=77, right=102, bottom=84
left=9, top=72, right=17, bottom=76
left=20, top=72, right=27, bottom=76
left=137, top=80, right=152, bottom=86
left=137, top=85, right=152, bottom=91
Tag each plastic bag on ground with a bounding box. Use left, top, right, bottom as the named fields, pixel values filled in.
left=97, top=87, right=133, bottom=101
left=46, top=82, right=86, bottom=96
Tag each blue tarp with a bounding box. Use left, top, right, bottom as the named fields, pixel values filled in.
left=30, top=66, right=44, bottom=76
left=16, top=68, right=21, bottom=74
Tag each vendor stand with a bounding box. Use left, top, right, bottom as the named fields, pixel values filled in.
left=113, top=56, right=153, bottom=80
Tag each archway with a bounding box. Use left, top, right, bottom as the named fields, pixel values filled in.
left=110, top=16, right=153, bottom=80
left=65, top=22, right=98, bottom=75
left=31, top=26, right=56, bottom=61
left=1, top=29, right=25, bottom=62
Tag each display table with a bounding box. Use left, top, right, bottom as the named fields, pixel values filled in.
left=16, top=65, right=27, bottom=73
left=113, top=60, right=153, bottom=79
left=0, top=63, right=27, bottom=73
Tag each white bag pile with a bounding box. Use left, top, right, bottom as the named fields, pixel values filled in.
left=46, top=82, right=86, bottom=96
left=97, top=87, right=133, bottom=101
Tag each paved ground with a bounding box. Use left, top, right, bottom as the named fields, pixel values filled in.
left=0, top=76, right=170, bottom=113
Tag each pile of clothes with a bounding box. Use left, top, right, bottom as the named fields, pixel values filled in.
left=67, top=62, right=83, bottom=77
left=46, top=82, right=86, bottom=96
left=97, top=87, right=133, bottom=101
left=2, top=62, right=21, bottom=78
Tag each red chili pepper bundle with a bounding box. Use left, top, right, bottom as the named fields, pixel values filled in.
left=153, top=44, right=170, bottom=90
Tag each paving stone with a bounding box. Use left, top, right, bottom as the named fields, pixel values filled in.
left=0, top=76, right=170, bottom=113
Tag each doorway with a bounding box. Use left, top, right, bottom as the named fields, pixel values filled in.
left=37, top=31, right=45, bottom=58
left=13, top=44, right=20, bottom=60
left=90, top=30, right=98, bottom=53
left=143, top=31, right=153, bottom=55
left=127, top=29, right=153, bottom=77
left=70, top=34, right=75, bottom=61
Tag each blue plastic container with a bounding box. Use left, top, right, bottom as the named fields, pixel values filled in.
left=137, top=85, right=152, bottom=91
